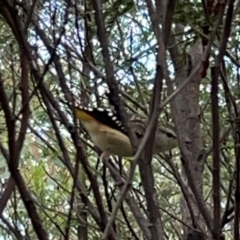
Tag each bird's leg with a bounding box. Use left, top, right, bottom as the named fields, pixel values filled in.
left=100, top=151, right=111, bottom=162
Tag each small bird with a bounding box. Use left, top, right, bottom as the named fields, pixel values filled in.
left=74, top=105, right=178, bottom=158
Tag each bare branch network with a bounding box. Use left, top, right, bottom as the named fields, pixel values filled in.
left=0, top=0, right=238, bottom=239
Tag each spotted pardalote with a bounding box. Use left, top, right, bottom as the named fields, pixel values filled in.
left=74, top=105, right=178, bottom=157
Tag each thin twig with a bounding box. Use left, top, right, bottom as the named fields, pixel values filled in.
left=211, top=67, right=221, bottom=239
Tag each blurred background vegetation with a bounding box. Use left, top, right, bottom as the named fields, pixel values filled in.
left=0, top=0, right=239, bottom=239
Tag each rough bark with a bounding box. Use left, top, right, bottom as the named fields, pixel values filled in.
left=170, top=38, right=206, bottom=238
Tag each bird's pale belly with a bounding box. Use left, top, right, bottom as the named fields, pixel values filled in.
left=90, top=129, right=134, bottom=157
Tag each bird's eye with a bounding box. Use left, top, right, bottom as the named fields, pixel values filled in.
left=166, top=132, right=176, bottom=138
